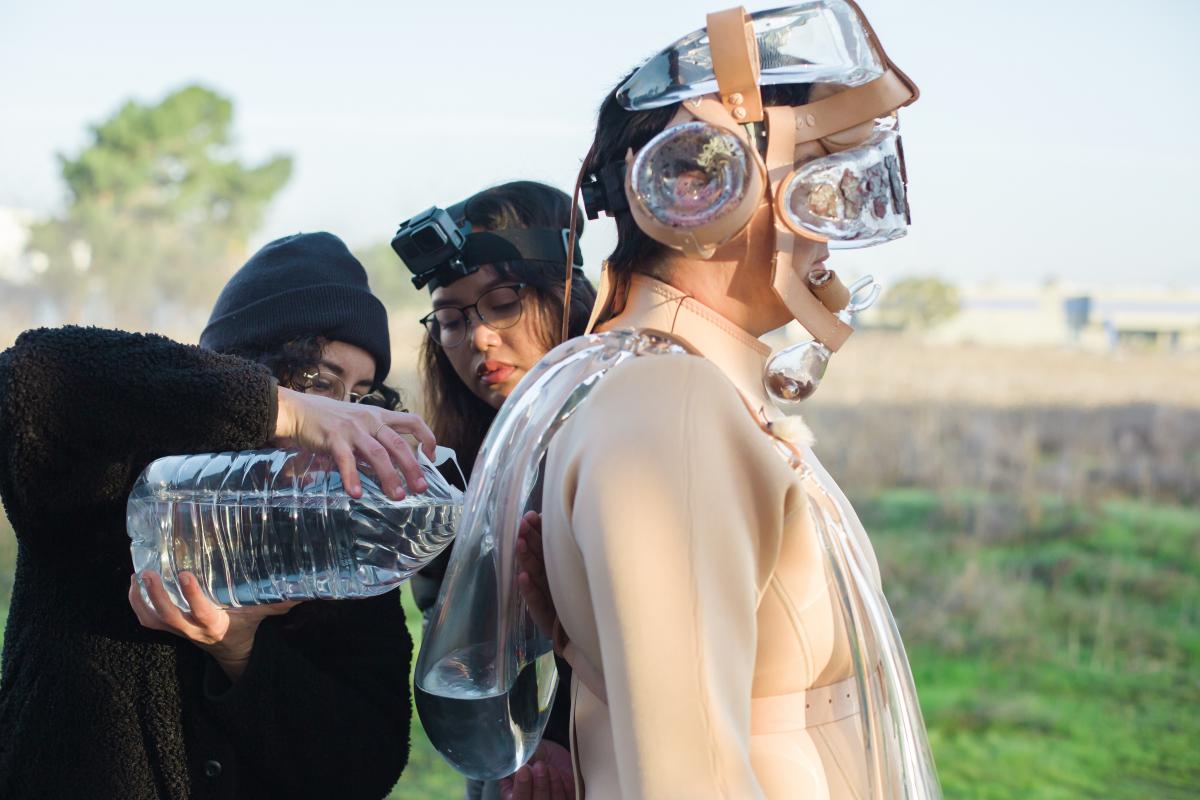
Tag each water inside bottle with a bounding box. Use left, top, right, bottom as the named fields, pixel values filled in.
left=128, top=486, right=459, bottom=609
left=415, top=643, right=558, bottom=780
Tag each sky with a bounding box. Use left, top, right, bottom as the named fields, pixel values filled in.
left=2, top=0, right=1198, bottom=288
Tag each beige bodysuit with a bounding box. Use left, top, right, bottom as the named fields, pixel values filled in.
left=541, top=275, right=882, bottom=799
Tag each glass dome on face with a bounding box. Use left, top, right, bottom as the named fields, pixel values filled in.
left=617, top=1, right=884, bottom=111
left=780, top=127, right=908, bottom=248
left=629, top=121, right=755, bottom=229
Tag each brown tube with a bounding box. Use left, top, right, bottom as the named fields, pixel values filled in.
left=809, top=269, right=851, bottom=312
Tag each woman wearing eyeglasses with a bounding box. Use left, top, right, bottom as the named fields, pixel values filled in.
left=0, top=232, right=431, bottom=800
left=409, top=181, right=596, bottom=800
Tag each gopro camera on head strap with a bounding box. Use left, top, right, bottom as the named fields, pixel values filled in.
left=393, top=201, right=585, bottom=290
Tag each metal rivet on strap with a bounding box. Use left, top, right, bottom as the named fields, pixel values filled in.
left=729, top=92, right=744, bottom=106
left=733, top=107, right=748, bottom=120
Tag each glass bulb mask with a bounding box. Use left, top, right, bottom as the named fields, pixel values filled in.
left=623, top=103, right=910, bottom=255
left=582, top=1, right=919, bottom=355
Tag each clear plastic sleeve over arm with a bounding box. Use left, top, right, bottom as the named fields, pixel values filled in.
left=790, top=447, right=942, bottom=799
left=414, top=330, right=688, bottom=780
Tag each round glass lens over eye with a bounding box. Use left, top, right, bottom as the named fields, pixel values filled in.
left=423, top=285, right=526, bottom=348
left=631, top=122, right=751, bottom=228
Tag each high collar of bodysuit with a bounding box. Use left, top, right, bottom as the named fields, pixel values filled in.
left=599, top=274, right=782, bottom=422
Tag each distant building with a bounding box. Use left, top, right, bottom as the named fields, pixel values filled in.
left=0, top=208, right=60, bottom=333
left=0, top=207, right=39, bottom=284
left=878, top=282, right=1200, bottom=350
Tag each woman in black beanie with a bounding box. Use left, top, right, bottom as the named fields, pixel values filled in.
left=0, top=232, right=430, bottom=800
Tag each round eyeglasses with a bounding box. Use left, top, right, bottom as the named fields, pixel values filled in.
left=294, top=370, right=387, bottom=406
left=420, top=283, right=527, bottom=349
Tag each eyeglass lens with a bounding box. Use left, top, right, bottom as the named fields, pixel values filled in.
left=300, top=371, right=346, bottom=400
left=426, top=285, right=523, bottom=347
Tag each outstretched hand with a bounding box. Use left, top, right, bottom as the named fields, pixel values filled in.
left=516, top=511, right=559, bottom=642
left=274, top=386, right=437, bottom=500
left=499, top=740, right=575, bottom=800
left=129, top=571, right=299, bottom=681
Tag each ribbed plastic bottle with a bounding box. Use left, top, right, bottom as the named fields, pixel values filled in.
left=128, top=447, right=463, bottom=611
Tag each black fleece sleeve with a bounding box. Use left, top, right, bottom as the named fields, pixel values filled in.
left=0, top=325, right=277, bottom=543
left=203, top=591, right=413, bottom=798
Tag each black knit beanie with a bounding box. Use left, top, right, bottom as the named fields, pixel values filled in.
left=200, top=232, right=391, bottom=383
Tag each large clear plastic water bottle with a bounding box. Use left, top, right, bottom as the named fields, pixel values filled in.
left=128, top=447, right=463, bottom=610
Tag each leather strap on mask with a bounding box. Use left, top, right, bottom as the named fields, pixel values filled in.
left=707, top=7, right=763, bottom=123
left=766, top=105, right=852, bottom=351
left=680, top=96, right=751, bottom=136
left=792, top=69, right=915, bottom=145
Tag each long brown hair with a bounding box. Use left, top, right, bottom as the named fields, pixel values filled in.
left=419, top=181, right=596, bottom=478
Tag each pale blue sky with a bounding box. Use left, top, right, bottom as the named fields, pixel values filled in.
left=2, top=0, right=1198, bottom=286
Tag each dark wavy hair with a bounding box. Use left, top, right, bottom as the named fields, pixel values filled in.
left=221, top=335, right=405, bottom=411
left=419, top=181, right=596, bottom=477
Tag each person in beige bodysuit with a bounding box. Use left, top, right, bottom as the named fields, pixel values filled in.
left=515, top=3, right=940, bottom=798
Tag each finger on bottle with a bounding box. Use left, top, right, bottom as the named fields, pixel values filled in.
left=332, top=445, right=363, bottom=498
left=375, top=429, right=423, bottom=497
left=128, top=577, right=158, bottom=627
left=361, top=434, right=406, bottom=500
left=178, top=571, right=219, bottom=627
left=400, top=413, right=437, bottom=459
left=393, top=446, right=427, bottom=496
left=142, top=572, right=186, bottom=626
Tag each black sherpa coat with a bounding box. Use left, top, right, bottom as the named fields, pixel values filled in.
left=0, top=326, right=412, bottom=800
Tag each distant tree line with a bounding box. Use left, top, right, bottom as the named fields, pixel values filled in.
left=7, top=83, right=958, bottom=338
left=874, top=276, right=961, bottom=331
left=8, top=84, right=424, bottom=337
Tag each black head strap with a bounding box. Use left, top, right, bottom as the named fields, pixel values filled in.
left=463, top=229, right=583, bottom=269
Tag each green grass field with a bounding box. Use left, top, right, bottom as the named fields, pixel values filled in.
left=387, top=490, right=1200, bottom=799
left=861, top=491, right=1199, bottom=799
left=2, top=490, right=1197, bottom=799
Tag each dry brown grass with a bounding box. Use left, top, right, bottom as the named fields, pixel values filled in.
left=781, top=335, right=1200, bottom=505
left=4, top=325, right=1195, bottom=505
left=349, top=329, right=1200, bottom=505
left=805, top=333, right=1200, bottom=408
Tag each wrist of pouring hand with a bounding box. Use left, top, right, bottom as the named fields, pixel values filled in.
left=205, top=634, right=257, bottom=681
left=274, top=386, right=299, bottom=441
